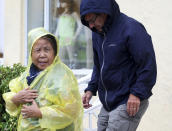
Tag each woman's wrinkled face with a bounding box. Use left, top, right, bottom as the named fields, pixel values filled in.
left=31, top=38, right=55, bottom=70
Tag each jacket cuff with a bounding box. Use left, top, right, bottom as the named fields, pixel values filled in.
left=84, top=88, right=97, bottom=96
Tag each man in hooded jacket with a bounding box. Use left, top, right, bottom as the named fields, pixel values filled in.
left=80, top=0, right=157, bottom=130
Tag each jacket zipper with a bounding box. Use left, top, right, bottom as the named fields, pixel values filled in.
left=100, top=33, right=110, bottom=111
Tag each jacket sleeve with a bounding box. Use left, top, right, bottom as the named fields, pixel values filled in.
left=39, top=73, right=83, bottom=129
left=85, top=35, right=100, bottom=96
left=127, top=22, right=157, bottom=100
left=2, top=77, right=23, bottom=116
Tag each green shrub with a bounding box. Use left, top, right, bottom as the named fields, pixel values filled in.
left=0, top=64, right=26, bottom=131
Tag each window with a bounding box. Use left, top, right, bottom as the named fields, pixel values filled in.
left=27, top=0, right=44, bottom=31
left=49, top=0, right=93, bottom=69
left=27, top=0, right=93, bottom=70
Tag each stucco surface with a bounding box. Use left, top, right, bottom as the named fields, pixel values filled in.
left=116, top=0, right=172, bottom=131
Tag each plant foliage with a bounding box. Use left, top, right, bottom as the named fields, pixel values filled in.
left=0, top=64, right=26, bottom=131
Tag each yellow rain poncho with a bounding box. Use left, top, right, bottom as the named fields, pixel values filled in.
left=3, top=27, right=83, bottom=131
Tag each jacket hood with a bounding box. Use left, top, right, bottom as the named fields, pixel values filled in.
left=80, top=0, right=120, bottom=32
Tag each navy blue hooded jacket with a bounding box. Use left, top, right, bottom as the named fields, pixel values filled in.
left=80, top=0, right=157, bottom=111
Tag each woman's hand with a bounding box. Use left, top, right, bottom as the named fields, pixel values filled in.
left=21, top=100, right=42, bottom=119
left=12, top=87, right=38, bottom=106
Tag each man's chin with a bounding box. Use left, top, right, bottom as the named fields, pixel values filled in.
left=97, top=29, right=103, bottom=33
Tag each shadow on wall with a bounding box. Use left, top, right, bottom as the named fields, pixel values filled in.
left=0, top=52, right=3, bottom=58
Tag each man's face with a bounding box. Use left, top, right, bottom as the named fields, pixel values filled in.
left=85, top=13, right=107, bottom=32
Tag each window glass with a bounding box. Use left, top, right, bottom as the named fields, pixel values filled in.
left=27, top=0, right=44, bottom=31
left=27, top=0, right=93, bottom=69
left=27, top=0, right=44, bottom=60
left=49, top=0, right=93, bottom=69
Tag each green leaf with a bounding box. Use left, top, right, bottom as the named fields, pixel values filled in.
left=0, top=63, right=26, bottom=131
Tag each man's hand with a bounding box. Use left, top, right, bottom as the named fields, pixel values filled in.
left=82, top=91, right=93, bottom=109
left=21, top=100, right=42, bottom=119
left=127, top=94, right=140, bottom=116
left=12, top=87, right=38, bottom=106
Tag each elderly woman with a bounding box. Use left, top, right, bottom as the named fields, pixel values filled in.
left=3, top=27, right=83, bottom=131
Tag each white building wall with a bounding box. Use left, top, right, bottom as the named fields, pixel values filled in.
left=3, top=0, right=25, bottom=66
left=0, top=0, right=4, bottom=65
left=116, top=0, right=172, bottom=130
left=0, top=0, right=4, bottom=54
